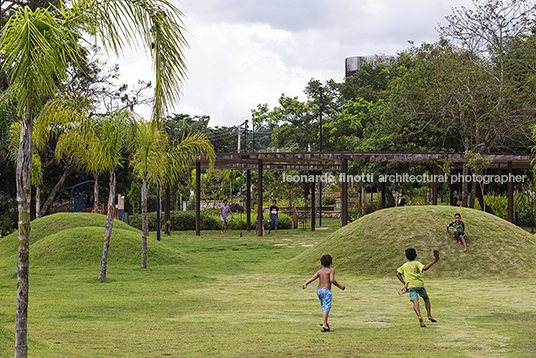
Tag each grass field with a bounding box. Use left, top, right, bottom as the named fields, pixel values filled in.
left=0, top=211, right=536, bottom=357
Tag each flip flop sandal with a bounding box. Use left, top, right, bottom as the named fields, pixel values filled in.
left=398, top=287, right=408, bottom=295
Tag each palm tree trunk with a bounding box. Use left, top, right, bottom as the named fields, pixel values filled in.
left=99, top=171, right=116, bottom=279
left=35, top=186, right=40, bottom=219
left=93, top=173, right=99, bottom=213
left=38, top=165, right=73, bottom=218
left=141, top=173, right=148, bottom=269
left=15, top=113, right=32, bottom=358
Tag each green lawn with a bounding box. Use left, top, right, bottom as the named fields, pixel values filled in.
left=0, top=215, right=535, bottom=357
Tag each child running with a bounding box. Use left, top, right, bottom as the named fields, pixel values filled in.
left=396, top=248, right=439, bottom=327
left=302, top=254, right=346, bottom=332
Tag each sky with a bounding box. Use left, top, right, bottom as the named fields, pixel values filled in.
left=112, top=0, right=476, bottom=127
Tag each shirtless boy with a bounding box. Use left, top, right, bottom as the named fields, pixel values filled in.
left=302, top=254, right=346, bottom=332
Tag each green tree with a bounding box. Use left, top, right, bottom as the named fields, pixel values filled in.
left=0, top=7, right=82, bottom=357
left=252, top=79, right=342, bottom=152
left=1, top=0, right=189, bottom=355
left=92, top=111, right=134, bottom=279
left=130, top=120, right=214, bottom=267
left=57, top=109, right=134, bottom=275
left=130, top=120, right=167, bottom=268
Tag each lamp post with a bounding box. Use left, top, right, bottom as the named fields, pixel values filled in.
left=244, top=120, right=248, bottom=152
left=252, top=114, right=255, bottom=152
left=318, top=85, right=323, bottom=227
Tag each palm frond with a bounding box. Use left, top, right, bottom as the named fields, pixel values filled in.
left=1, top=6, right=81, bottom=115
left=75, top=0, right=188, bottom=124
left=165, top=132, right=215, bottom=184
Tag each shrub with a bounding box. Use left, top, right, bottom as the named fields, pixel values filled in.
left=224, top=212, right=293, bottom=231
left=323, top=197, right=337, bottom=206
left=485, top=193, right=535, bottom=226
left=130, top=209, right=296, bottom=232
left=170, top=211, right=196, bottom=231
left=130, top=210, right=220, bottom=231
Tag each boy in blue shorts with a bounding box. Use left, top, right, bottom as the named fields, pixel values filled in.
left=302, top=254, right=346, bottom=332
left=396, top=248, right=439, bottom=327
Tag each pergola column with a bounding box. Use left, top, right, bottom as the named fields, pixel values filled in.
left=257, top=160, right=263, bottom=236
left=341, top=159, right=348, bottom=226
left=380, top=181, right=386, bottom=209
left=508, top=161, right=514, bottom=223
left=246, top=170, right=251, bottom=231
left=195, top=160, right=201, bottom=236
left=311, top=171, right=316, bottom=232
left=432, top=163, right=438, bottom=205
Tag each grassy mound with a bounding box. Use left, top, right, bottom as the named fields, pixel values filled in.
left=0, top=212, right=138, bottom=259
left=0, top=325, right=13, bottom=357
left=287, top=206, right=536, bottom=278
left=0, top=213, right=183, bottom=266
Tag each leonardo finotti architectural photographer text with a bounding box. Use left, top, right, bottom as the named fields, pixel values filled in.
left=282, top=173, right=526, bottom=185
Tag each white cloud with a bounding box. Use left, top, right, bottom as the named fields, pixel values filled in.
left=108, top=0, right=475, bottom=127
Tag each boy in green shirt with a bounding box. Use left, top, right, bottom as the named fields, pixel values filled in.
left=396, top=248, right=439, bottom=327
left=447, top=213, right=468, bottom=252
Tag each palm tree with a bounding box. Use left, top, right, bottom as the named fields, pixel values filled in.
left=90, top=111, right=134, bottom=279
left=130, top=121, right=215, bottom=268
left=58, top=108, right=135, bottom=278
left=1, top=7, right=81, bottom=357
left=1, top=0, right=188, bottom=355
left=7, top=121, right=44, bottom=217
left=129, top=120, right=168, bottom=268
left=9, top=96, right=82, bottom=219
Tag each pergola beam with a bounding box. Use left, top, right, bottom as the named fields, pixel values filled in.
left=191, top=151, right=532, bottom=234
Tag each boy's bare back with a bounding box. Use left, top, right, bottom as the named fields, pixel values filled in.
left=316, top=267, right=335, bottom=290
left=302, top=254, right=345, bottom=291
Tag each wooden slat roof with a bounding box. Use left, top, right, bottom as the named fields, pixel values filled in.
left=189, top=151, right=534, bottom=170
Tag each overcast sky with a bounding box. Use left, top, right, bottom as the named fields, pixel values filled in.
left=114, top=0, right=476, bottom=127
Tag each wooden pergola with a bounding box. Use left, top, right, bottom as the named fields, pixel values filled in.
left=191, top=151, right=534, bottom=236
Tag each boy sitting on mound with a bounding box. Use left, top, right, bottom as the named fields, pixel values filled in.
left=302, top=254, right=346, bottom=332
left=396, top=248, right=439, bottom=327
left=446, top=213, right=468, bottom=252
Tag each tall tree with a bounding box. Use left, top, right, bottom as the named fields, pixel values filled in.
left=129, top=120, right=167, bottom=268
left=1, top=7, right=81, bottom=357
left=438, top=0, right=536, bottom=148
left=1, top=0, right=189, bottom=355
left=92, top=111, right=134, bottom=279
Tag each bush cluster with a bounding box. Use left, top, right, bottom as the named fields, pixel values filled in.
left=483, top=193, right=535, bottom=226
left=130, top=210, right=294, bottom=231
left=322, top=197, right=337, bottom=206
left=223, top=212, right=293, bottom=230
left=130, top=210, right=220, bottom=231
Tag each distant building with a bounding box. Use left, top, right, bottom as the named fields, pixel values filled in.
left=345, top=55, right=397, bottom=78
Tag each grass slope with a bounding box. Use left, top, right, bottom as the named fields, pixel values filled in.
left=0, top=213, right=138, bottom=259
left=0, top=213, right=183, bottom=267
left=287, top=205, right=536, bottom=278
